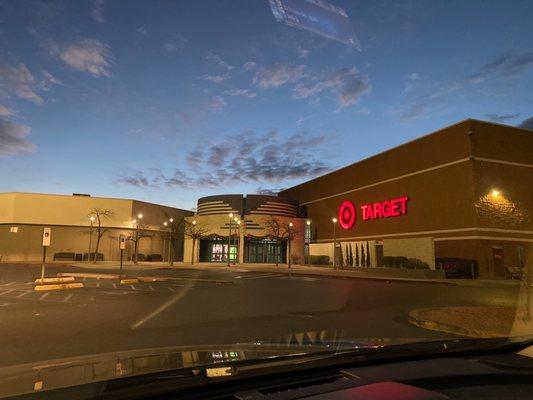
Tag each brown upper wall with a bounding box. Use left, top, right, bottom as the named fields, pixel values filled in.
left=280, top=119, right=533, bottom=205
left=280, top=120, right=474, bottom=204
left=469, top=120, right=533, bottom=164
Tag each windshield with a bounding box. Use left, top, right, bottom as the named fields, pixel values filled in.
left=0, top=0, right=532, bottom=397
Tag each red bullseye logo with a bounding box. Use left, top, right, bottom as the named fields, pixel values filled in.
left=338, top=200, right=356, bottom=230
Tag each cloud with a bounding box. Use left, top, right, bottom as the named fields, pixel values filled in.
left=38, top=71, right=62, bottom=91
left=0, top=63, right=44, bottom=104
left=163, top=35, right=187, bottom=52
left=430, top=83, right=462, bottom=99
left=136, top=26, right=147, bottom=35
left=0, top=104, right=13, bottom=117
left=116, top=129, right=332, bottom=190
left=468, top=52, right=533, bottom=83
left=92, top=0, right=105, bottom=24
left=205, top=95, right=226, bottom=111
left=202, top=73, right=230, bottom=84
left=115, top=171, right=149, bottom=188
left=391, top=103, right=426, bottom=122
left=0, top=118, right=36, bottom=157
left=255, top=187, right=285, bottom=196
left=297, top=47, right=309, bottom=58
left=205, top=53, right=233, bottom=71
left=254, top=62, right=307, bottom=89
left=57, top=39, right=113, bottom=77
left=518, top=117, right=533, bottom=130
left=243, top=61, right=257, bottom=71
left=225, top=88, right=256, bottom=98
left=292, top=67, right=371, bottom=108
left=485, top=113, right=520, bottom=122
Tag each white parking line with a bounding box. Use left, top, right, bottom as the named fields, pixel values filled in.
left=0, top=282, right=16, bottom=286
left=167, top=286, right=175, bottom=291
left=113, top=283, right=117, bottom=289
left=96, top=282, right=101, bottom=288
left=149, top=286, right=155, bottom=291
left=16, top=291, right=29, bottom=298
left=63, top=293, right=73, bottom=302
left=39, top=292, right=50, bottom=300
left=0, top=290, right=14, bottom=296
left=130, top=285, right=136, bottom=290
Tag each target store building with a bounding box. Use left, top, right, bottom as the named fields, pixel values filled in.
left=279, top=119, right=533, bottom=279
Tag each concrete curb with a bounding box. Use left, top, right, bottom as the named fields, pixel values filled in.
left=34, top=282, right=84, bottom=291
left=57, top=272, right=120, bottom=280
left=178, top=265, right=456, bottom=285
left=407, top=308, right=504, bottom=338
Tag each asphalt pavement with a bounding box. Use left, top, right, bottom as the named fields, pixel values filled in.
left=0, top=263, right=522, bottom=368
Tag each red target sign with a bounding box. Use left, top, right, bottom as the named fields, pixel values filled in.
left=338, top=200, right=356, bottom=230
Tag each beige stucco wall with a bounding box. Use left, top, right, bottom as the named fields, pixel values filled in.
left=0, top=192, right=192, bottom=262
left=309, top=240, right=376, bottom=266
left=0, top=192, right=134, bottom=228
left=383, top=237, right=436, bottom=269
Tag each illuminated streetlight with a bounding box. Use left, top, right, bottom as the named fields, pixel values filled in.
left=133, top=214, right=144, bottom=265
left=163, top=221, right=168, bottom=227
left=88, top=216, right=96, bottom=262
left=192, top=220, right=197, bottom=225
left=332, top=217, right=338, bottom=269
left=227, top=213, right=234, bottom=266
left=491, top=189, right=501, bottom=198
left=305, top=220, right=311, bottom=264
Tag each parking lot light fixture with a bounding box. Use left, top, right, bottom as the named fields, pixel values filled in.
left=332, top=217, right=338, bottom=269
left=192, top=220, right=197, bottom=225
left=88, top=216, right=96, bottom=262
left=137, top=213, right=143, bottom=220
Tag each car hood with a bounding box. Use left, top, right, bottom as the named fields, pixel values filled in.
left=0, top=338, right=425, bottom=398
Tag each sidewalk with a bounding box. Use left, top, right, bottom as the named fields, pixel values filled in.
left=66, top=261, right=524, bottom=287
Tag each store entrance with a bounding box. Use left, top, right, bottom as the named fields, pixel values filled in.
left=199, top=238, right=238, bottom=263
left=245, top=238, right=286, bottom=263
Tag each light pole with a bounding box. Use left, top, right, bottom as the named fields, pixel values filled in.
left=332, top=217, right=337, bottom=269
left=288, top=222, right=293, bottom=269
left=191, top=220, right=197, bottom=265
left=168, top=217, right=174, bottom=266
left=228, top=213, right=233, bottom=266
left=233, top=217, right=240, bottom=265
left=134, top=213, right=143, bottom=264
left=88, top=216, right=95, bottom=262
left=306, top=219, right=311, bottom=265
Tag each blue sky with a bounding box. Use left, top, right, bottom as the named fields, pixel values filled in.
left=1, top=0, right=532, bottom=210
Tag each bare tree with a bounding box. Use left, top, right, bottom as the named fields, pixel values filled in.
left=87, top=208, right=114, bottom=263
left=183, top=220, right=210, bottom=265
left=281, top=221, right=299, bottom=268
left=130, top=221, right=151, bottom=264
left=264, top=217, right=299, bottom=267
left=264, top=216, right=283, bottom=266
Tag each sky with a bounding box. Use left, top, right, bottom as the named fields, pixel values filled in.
left=0, top=0, right=532, bottom=210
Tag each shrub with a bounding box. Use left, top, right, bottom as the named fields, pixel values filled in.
left=382, top=256, right=407, bottom=268
left=309, top=255, right=331, bottom=265
left=53, top=252, right=75, bottom=261
left=146, top=254, right=163, bottom=262
left=406, top=258, right=430, bottom=269
left=382, top=256, right=429, bottom=269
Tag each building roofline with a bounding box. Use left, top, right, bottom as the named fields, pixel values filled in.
left=0, top=191, right=192, bottom=213
left=279, top=118, right=530, bottom=195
